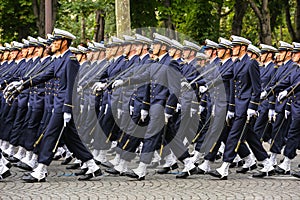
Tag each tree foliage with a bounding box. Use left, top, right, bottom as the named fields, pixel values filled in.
left=1, top=0, right=300, bottom=45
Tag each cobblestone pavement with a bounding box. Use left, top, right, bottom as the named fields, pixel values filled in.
left=1, top=150, right=300, bottom=199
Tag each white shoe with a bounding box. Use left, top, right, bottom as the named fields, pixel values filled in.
left=260, top=158, right=274, bottom=173
left=242, top=154, right=256, bottom=168
left=85, top=159, right=100, bottom=174
left=114, top=159, right=129, bottom=173
left=163, top=152, right=176, bottom=167
left=132, top=162, right=147, bottom=178
left=269, top=152, right=277, bottom=166
left=199, top=160, right=211, bottom=173
left=216, top=162, right=230, bottom=177
left=109, top=153, right=120, bottom=166
left=278, top=157, right=291, bottom=172
left=182, top=157, right=196, bottom=172
left=94, top=150, right=107, bottom=163
left=14, top=146, right=26, bottom=160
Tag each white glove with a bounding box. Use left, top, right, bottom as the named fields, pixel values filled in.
left=164, top=113, right=172, bottom=123
left=211, top=104, right=215, bottom=117
left=190, top=108, right=197, bottom=117
left=77, top=86, right=82, bottom=93
left=268, top=109, right=275, bottom=122
left=278, top=90, right=288, bottom=101
left=140, top=109, right=149, bottom=122
left=129, top=105, right=134, bottom=115
left=4, top=81, right=23, bottom=95
left=175, top=103, right=181, bottom=112
left=226, top=111, right=235, bottom=124
left=247, top=108, right=257, bottom=121
left=92, top=82, right=106, bottom=93
left=104, top=104, right=108, bottom=115
left=260, top=90, right=267, bottom=99
left=273, top=112, right=277, bottom=122
left=181, top=81, right=190, bottom=89
left=80, top=104, right=84, bottom=113
left=285, top=110, right=290, bottom=119
left=63, top=112, right=72, bottom=127
left=117, top=108, right=123, bottom=119
left=199, top=85, right=208, bottom=93
left=112, top=80, right=124, bottom=88
left=198, top=105, right=205, bottom=114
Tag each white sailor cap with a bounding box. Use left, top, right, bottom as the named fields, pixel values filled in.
left=196, top=52, right=209, bottom=60
left=153, top=33, right=172, bottom=46
left=69, top=47, right=80, bottom=54
left=278, top=41, right=293, bottom=51
left=52, top=28, right=76, bottom=40
left=135, top=34, right=152, bottom=45
left=260, top=44, right=278, bottom=53
left=111, top=36, right=124, bottom=46
left=183, top=40, right=201, bottom=51
left=218, top=37, right=232, bottom=49
left=123, top=35, right=136, bottom=44
left=171, top=39, right=183, bottom=50
left=247, top=44, right=261, bottom=56
left=4, top=43, right=11, bottom=51
left=11, top=41, right=23, bottom=50
left=230, top=35, right=251, bottom=46
left=93, top=41, right=105, bottom=49
left=27, top=36, right=39, bottom=47
left=77, top=45, right=88, bottom=54
left=292, top=42, right=300, bottom=53
left=37, top=37, right=51, bottom=47
left=22, top=39, right=30, bottom=48
left=0, top=46, right=5, bottom=53
left=204, top=39, right=218, bottom=49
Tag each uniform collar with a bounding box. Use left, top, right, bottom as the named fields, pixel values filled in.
left=221, top=57, right=231, bottom=65
left=263, top=60, right=272, bottom=68
left=158, top=52, right=168, bottom=61
left=140, top=53, right=149, bottom=60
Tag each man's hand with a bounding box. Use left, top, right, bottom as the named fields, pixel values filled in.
left=112, top=80, right=124, bottom=88
left=140, top=109, right=148, bottom=122
left=247, top=108, right=257, bottom=121
left=63, top=112, right=72, bottom=127
left=164, top=113, right=172, bottom=123
left=226, top=111, right=235, bottom=124
left=92, top=82, right=106, bottom=93
left=199, top=85, right=208, bottom=93
left=278, top=90, right=288, bottom=101
left=268, top=109, right=275, bottom=122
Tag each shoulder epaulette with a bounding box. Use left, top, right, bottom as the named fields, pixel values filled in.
left=274, top=65, right=279, bottom=69
left=70, top=56, right=77, bottom=60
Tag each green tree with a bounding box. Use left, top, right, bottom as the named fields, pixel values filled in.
left=0, top=0, right=37, bottom=43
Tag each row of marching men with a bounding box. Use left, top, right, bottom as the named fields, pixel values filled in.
left=65, top=31, right=300, bottom=181
left=0, top=28, right=300, bottom=182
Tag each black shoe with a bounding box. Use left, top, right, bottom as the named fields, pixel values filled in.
left=74, top=168, right=88, bottom=176
left=275, top=166, right=290, bottom=175
left=236, top=164, right=257, bottom=174
left=176, top=167, right=198, bottom=179
left=66, top=163, right=81, bottom=170
left=148, top=162, right=159, bottom=169
left=298, top=164, right=300, bottom=168
left=105, top=168, right=121, bottom=175
left=15, top=161, right=33, bottom=171
left=208, top=170, right=228, bottom=180
left=78, top=169, right=102, bottom=181
left=2, top=152, right=8, bottom=158
left=99, top=161, right=113, bottom=168
left=291, top=171, right=300, bottom=178
left=124, top=170, right=145, bottom=181
left=22, top=174, right=46, bottom=183
left=229, top=160, right=244, bottom=168
left=252, top=170, right=275, bottom=178
left=53, top=152, right=66, bottom=160
left=6, top=156, right=19, bottom=163
left=6, top=162, right=12, bottom=169
left=157, top=163, right=179, bottom=174
left=61, top=156, right=73, bottom=165
left=0, top=170, right=11, bottom=180
left=196, top=167, right=207, bottom=175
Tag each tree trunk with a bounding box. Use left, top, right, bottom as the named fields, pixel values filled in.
left=284, top=0, right=296, bottom=41
left=81, top=15, right=86, bottom=43
left=115, top=0, right=131, bottom=37
left=260, top=0, right=272, bottom=44
left=163, top=0, right=174, bottom=38
left=52, top=0, right=58, bottom=30
left=231, top=0, right=248, bottom=35
left=94, top=10, right=105, bottom=42
left=33, top=0, right=45, bottom=36
left=248, top=0, right=272, bottom=44
left=295, top=0, right=300, bottom=41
